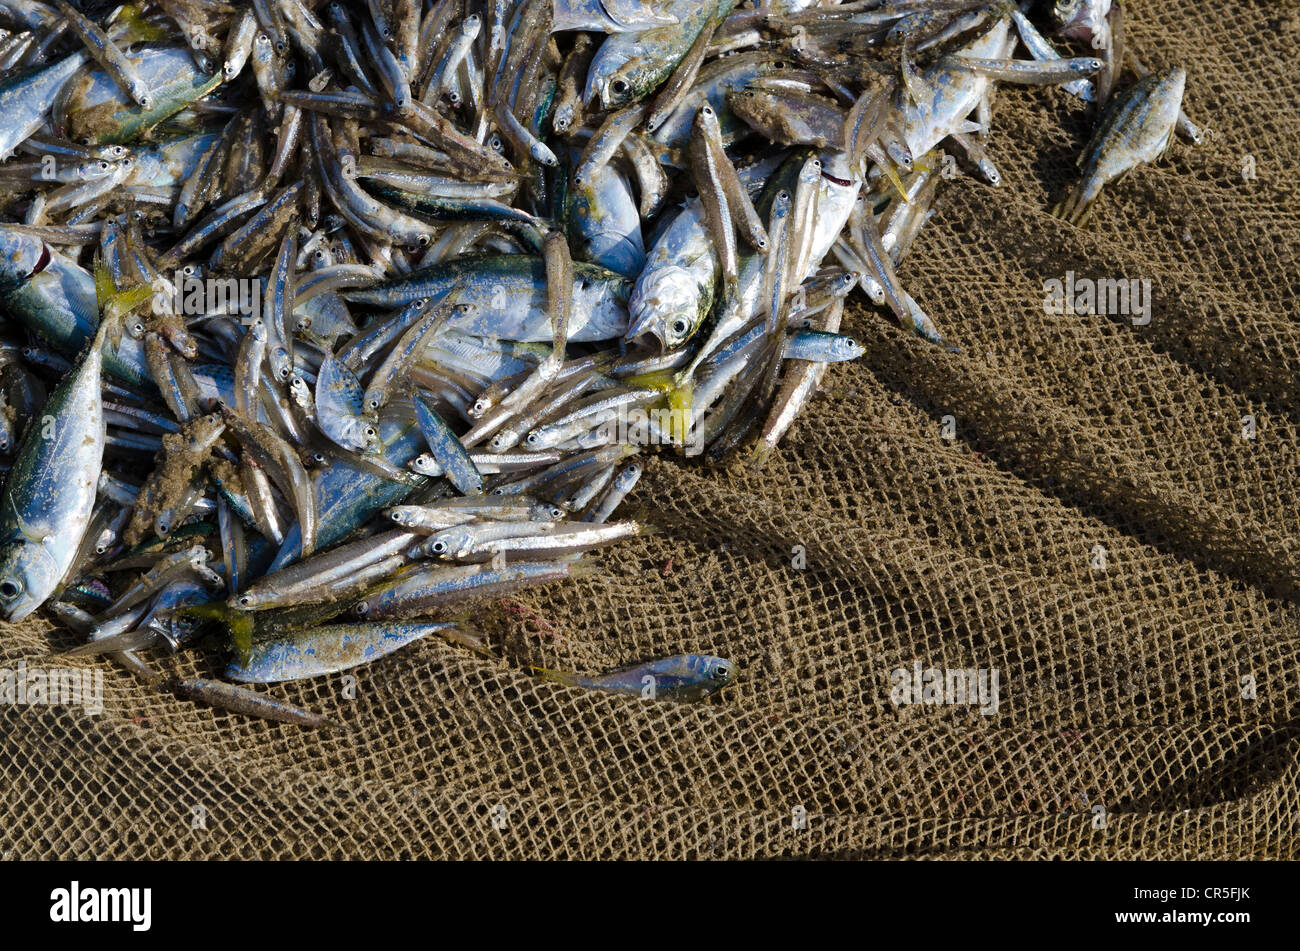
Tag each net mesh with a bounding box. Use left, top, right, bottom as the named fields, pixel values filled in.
left=2, top=0, right=1298, bottom=860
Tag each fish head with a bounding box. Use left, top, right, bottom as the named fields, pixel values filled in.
left=704, top=656, right=734, bottom=686
left=268, top=346, right=293, bottom=383
left=833, top=271, right=859, bottom=297
left=489, top=429, right=522, bottom=452
left=409, top=454, right=442, bottom=477
left=726, top=88, right=775, bottom=136
left=627, top=266, right=706, bottom=349
left=1051, top=0, right=1111, bottom=45
left=585, top=51, right=640, bottom=111
left=0, top=540, right=57, bottom=623
left=0, top=229, right=51, bottom=292
left=426, top=527, right=472, bottom=559
left=358, top=418, right=384, bottom=453
left=833, top=335, right=866, bottom=362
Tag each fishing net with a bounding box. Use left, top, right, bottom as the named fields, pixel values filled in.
left=2, top=0, right=1298, bottom=860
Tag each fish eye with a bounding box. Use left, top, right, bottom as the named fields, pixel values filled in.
left=297, top=316, right=311, bottom=330
left=432, top=541, right=446, bottom=553
left=354, top=601, right=369, bottom=616
left=364, top=426, right=377, bottom=438
left=0, top=578, right=21, bottom=600
left=671, top=317, right=689, bottom=338
left=525, top=433, right=540, bottom=445
left=237, top=595, right=252, bottom=607
left=312, top=451, right=327, bottom=464
left=611, top=79, right=629, bottom=95
left=157, top=521, right=170, bottom=535
left=550, top=507, right=564, bottom=519
left=489, top=134, right=503, bottom=151
left=712, top=664, right=730, bottom=680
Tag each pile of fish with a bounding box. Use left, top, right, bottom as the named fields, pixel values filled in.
left=0, top=0, right=1195, bottom=725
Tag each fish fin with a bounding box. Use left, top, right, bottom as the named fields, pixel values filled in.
left=749, top=442, right=774, bottom=471
left=93, top=253, right=116, bottom=311
left=666, top=379, right=693, bottom=447
left=882, top=162, right=910, bottom=204
left=530, top=666, right=579, bottom=687
left=109, top=4, right=170, bottom=44
left=103, top=284, right=154, bottom=323
left=437, top=621, right=494, bottom=658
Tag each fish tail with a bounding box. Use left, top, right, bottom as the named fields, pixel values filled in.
left=111, top=4, right=170, bottom=44
left=566, top=560, right=606, bottom=581
left=1052, top=180, right=1100, bottom=227
left=530, top=666, right=579, bottom=687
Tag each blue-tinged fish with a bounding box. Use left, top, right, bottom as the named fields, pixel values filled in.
left=227, top=620, right=466, bottom=682
left=0, top=315, right=116, bottom=621
left=533, top=653, right=735, bottom=702
left=0, top=228, right=152, bottom=387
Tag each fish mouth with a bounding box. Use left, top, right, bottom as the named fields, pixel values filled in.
left=1, top=593, right=38, bottom=623
left=623, top=307, right=667, bottom=349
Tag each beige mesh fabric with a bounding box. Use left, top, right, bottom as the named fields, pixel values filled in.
left=2, top=0, right=1298, bottom=860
